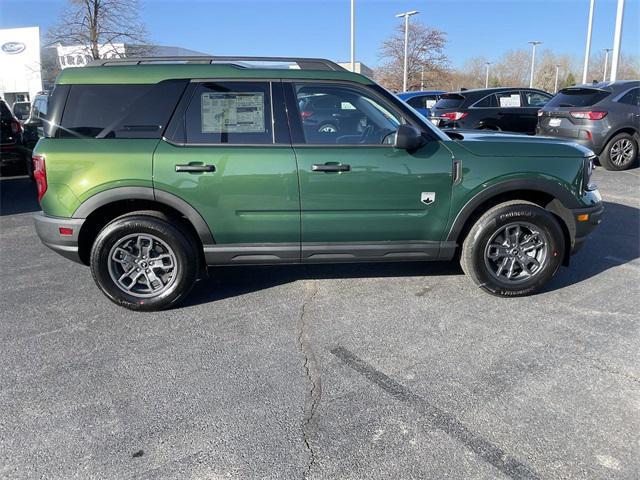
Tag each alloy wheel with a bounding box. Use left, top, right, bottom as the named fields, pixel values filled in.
left=484, top=222, right=549, bottom=284
left=610, top=138, right=636, bottom=167
left=107, top=233, right=178, bottom=298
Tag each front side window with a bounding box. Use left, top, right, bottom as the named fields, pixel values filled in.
left=523, top=91, right=551, bottom=107
left=184, top=82, right=273, bottom=144
left=294, top=83, right=401, bottom=145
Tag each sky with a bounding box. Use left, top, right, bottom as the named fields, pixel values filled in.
left=0, top=0, right=638, bottom=69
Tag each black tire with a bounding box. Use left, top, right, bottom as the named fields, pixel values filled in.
left=599, top=132, right=638, bottom=171
left=478, top=124, right=501, bottom=131
left=460, top=201, right=565, bottom=297
left=90, top=212, right=198, bottom=311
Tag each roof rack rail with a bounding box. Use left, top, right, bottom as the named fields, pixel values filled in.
left=88, top=56, right=347, bottom=71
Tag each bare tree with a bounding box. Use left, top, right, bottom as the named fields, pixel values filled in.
left=375, top=22, right=449, bottom=91
left=46, top=0, right=149, bottom=59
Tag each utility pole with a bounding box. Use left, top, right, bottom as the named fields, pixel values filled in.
left=582, top=0, right=595, bottom=84
left=603, top=48, right=612, bottom=81
left=420, top=65, right=424, bottom=90
left=528, top=41, right=542, bottom=88
left=350, top=0, right=355, bottom=72
left=610, top=0, right=625, bottom=81
left=554, top=64, right=561, bottom=93
left=485, top=62, right=491, bottom=88
left=396, top=10, right=419, bottom=92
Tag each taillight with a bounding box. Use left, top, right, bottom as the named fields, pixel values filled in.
left=300, top=111, right=313, bottom=120
left=441, top=112, right=468, bottom=121
left=32, top=154, right=47, bottom=202
left=11, top=118, right=23, bottom=135
left=570, top=111, right=608, bottom=120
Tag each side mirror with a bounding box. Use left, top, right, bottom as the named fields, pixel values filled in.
left=394, top=124, right=424, bottom=151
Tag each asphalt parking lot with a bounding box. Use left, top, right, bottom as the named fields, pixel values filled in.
left=0, top=167, right=638, bottom=480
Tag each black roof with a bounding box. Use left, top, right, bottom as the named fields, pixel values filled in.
left=444, top=86, right=550, bottom=98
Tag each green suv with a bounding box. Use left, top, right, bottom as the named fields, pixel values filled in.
left=33, top=56, right=603, bottom=310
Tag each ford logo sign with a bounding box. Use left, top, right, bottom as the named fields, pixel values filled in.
left=1, top=42, right=26, bottom=54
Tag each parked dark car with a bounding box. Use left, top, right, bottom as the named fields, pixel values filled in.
left=397, top=90, right=445, bottom=118
left=297, top=91, right=369, bottom=139
left=23, top=91, right=50, bottom=150
left=12, top=101, right=31, bottom=122
left=431, top=87, right=553, bottom=134
left=0, top=98, right=29, bottom=175
left=537, top=81, right=639, bottom=170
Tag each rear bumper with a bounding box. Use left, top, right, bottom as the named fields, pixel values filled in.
left=34, top=212, right=85, bottom=264
left=569, top=201, right=604, bottom=254
left=536, top=126, right=607, bottom=154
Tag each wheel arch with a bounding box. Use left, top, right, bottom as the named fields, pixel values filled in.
left=447, top=179, right=579, bottom=265
left=603, top=126, right=639, bottom=147
left=74, top=187, right=214, bottom=265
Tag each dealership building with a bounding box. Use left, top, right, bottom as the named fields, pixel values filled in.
left=0, top=27, right=43, bottom=106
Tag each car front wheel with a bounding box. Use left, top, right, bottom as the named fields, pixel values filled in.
left=90, top=213, right=198, bottom=311
left=461, top=201, right=565, bottom=297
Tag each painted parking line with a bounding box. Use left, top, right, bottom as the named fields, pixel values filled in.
left=331, top=346, right=539, bottom=480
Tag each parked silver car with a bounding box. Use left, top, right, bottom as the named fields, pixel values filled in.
left=537, top=80, right=639, bottom=170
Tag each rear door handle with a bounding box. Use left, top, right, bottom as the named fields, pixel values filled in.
left=175, top=164, right=215, bottom=173
left=312, top=163, right=351, bottom=172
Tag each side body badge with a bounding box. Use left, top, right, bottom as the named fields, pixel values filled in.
left=421, top=192, right=436, bottom=205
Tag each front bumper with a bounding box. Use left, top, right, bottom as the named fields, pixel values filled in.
left=569, top=201, right=604, bottom=254
left=34, top=212, right=85, bottom=264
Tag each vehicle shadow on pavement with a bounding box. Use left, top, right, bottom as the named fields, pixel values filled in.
left=185, top=261, right=462, bottom=306
left=548, top=200, right=639, bottom=291
left=0, top=177, right=39, bottom=216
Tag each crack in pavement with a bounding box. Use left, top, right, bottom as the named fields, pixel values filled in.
left=297, top=279, right=321, bottom=480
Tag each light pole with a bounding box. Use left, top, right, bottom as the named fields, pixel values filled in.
left=610, top=0, right=625, bottom=81
left=485, top=62, right=492, bottom=88
left=528, top=41, right=542, bottom=88
left=350, top=0, right=355, bottom=72
left=554, top=64, right=561, bottom=93
left=396, top=10, right=419, bottom=92
left=603, top=48, right=612, bottom=81
left=582, top=0, right=596, bottom=84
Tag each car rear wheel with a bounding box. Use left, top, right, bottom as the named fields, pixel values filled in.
left=90, top=213, right=198, bottom=311
left=460, top=201, right=565, bottom=297
left=600, top=133, right=638, bottom=171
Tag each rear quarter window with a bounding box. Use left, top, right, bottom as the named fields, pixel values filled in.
left=434, top=94, right=464, bottom=109
left=545, top=88, right=610, bottom=108
left=58, top=80, right=188, bottom=138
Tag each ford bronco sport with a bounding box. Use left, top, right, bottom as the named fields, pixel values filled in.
left=33, top=56, right=603, bottom=311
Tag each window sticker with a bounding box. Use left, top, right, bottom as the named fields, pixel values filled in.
left=201, top=92, right=265, bottom=133
left=499, top=94, right=521, bottom=107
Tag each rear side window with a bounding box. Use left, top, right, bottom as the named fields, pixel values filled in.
left=433, top=94, right=464, bottom=109
left=496, top=91, right=522, bottom=107
left=545, top=88, right=610, bottom=108
left=59, top=80, right=187, bottom=138
left=183, top=82, right=273, bottom=144
left=523, top=91, right=551, bottom=107
left=618, top=87, right=640, bottom=106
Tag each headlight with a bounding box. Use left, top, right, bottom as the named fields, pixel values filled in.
left=583, top=156, right=596, bottom=191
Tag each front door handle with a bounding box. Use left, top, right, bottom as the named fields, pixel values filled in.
left=312, top=163, right=351, bottom=172
left=175, top=164, right=215, bottom=173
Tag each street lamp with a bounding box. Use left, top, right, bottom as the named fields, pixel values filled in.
left=485, top=62, right=492, bottom=88
left=396, top=10, right=419, bottom=92
left=554, top=64, right=561, bottom=93
left=610, top=0, right=625, bottom=81
left=350, top=0, right=355, bottom=72
left=603, top=48, right=613, bottom=81
left=582, top=0, right=596, bottom=84
left=528, top=41, right=542, bottom=88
